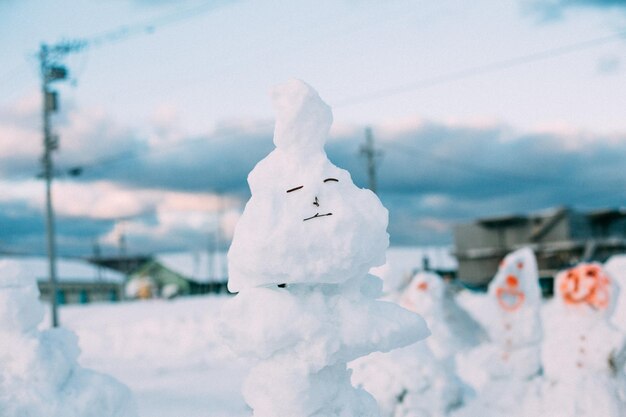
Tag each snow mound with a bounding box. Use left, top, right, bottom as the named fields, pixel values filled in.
left=0, top=260, right=138, bottom=417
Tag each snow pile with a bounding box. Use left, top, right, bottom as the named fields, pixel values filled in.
left=220, top=79, right=429, bottom=417
left=531, top=263, right=626, bottom=417
left=454, top=248, right=542, bottom=417
left=0, top=260, right=137, bottom=417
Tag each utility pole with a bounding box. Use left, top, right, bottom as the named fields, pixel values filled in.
left=360, top=127, right=382, bottom=194
left=39, top=41, right=84, bottom=327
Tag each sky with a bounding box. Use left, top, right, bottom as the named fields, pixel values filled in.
left=0, top=0, right=625, bottom=257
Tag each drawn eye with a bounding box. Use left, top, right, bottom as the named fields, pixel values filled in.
left=324, top=178, right=339, bottom=183
left=286, top=185, right=303, bottom=193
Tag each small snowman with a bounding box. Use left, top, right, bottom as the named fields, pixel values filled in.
left=399, top=271, right=486, bottom=364
left=351, top=341, right=464, bottom=417
left=454, top=248, right=542, bottom=417
left=220, top=79, right=429, bottom=417
left=536, top=263, right=626, bottom=417
left=0, top=260, right=137, bottom=417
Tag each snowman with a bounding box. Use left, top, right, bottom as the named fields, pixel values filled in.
left=0, top=260, right=137, bottom=417
left=453, top=247, right=542, bottom=417
left=535, top=263, right=626, bottom=417
left=350, top=272, right=483, bottom=417
left=220, top=79, right=429, bottom=417
left=351, top=341, right=464, bottom=417
left=399, top=271, right=486, bottom=364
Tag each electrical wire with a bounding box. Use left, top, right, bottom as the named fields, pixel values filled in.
left=334, top=30, right=626, bottom=107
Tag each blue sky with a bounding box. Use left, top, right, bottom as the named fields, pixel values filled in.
left=1, top=0, right=625, bottom=256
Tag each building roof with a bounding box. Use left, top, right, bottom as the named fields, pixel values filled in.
left=0, top=255, right=125, bottom=284
left=156, top=251, right=227, bottom=283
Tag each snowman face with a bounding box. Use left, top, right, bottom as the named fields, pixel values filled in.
left=284, top=172, right=344, bottom=223
left=400, top=272, right=444, bottom=312
left=559, top=264, right=610, bottom=310
left=496, top=275, right=526, bottom=312
left=227, top=151, right=388, bottom=292
left=489, top=248, right=540, bottom=312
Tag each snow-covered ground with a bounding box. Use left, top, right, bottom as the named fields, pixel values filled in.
left=55, top=296, right=250, bottom=417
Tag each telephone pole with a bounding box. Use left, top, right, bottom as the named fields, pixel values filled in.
left=39, top=41, right=84, bottom=327
left=360, top=127, right=382, bottom=194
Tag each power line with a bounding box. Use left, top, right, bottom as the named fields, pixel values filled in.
left=73, top=1, right=227, bottom=50
left=335, top=30, right=626, bottom=107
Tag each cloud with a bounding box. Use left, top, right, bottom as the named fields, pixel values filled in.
left=1, top=102, right=625, bottom=255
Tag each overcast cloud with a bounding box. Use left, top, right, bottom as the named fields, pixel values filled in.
left=1, top=100, right=624, bottom=256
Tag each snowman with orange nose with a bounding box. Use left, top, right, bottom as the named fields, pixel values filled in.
left=399, top=271, right=486, bottom=364
left=453, top=248, right=542, bottom=417
left=536, top=263, right=626, bottom=417
left=481, top=247, right=543, bottom=380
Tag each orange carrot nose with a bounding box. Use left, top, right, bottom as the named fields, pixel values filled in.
left=418, top=282, right=428, bottom=291
left=517, top=262, right=524, bottom=269
left=506, top=275, right=519, bottom=287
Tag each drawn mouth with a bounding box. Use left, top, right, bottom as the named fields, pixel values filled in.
left=303, top=212, right=333, bottom=222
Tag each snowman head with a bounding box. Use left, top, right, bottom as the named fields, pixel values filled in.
left=488, top=247, right=540, bottom=313
left=556, top=263, right=614, bottom=314
left=400, top=271, right=445, bottom=314
left=227, top=80, right=389, bottom=292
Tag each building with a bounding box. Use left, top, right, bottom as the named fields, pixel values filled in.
left=90, top=252, right=230, bottom=299
left=454, top=207, right=626, bottom=290
left=0, top=255, right=125, bottom=305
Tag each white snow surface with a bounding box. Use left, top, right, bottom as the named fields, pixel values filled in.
left=222, top=79, right=429, bottom=417
left=0, top=260, right=137, bottom=417
left=2, top=252, right=624, bottom=417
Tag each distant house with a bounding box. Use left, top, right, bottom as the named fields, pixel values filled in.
left=0, top=255, right=125, bottom=305
left=90, top=252, right=230, bottom=299
left=126, top=260, right=191, bottom=299
left=156, top=251, right=230, bottom=295
left=453, top=207, right=626, bottom=291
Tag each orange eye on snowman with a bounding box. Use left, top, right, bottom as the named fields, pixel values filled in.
left=496, top=274, right=525, bottom=312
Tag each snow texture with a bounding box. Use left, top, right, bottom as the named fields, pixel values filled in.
left=0, top=260, right=137, bottom=417
left=221, top=79, right=429, bottom=417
